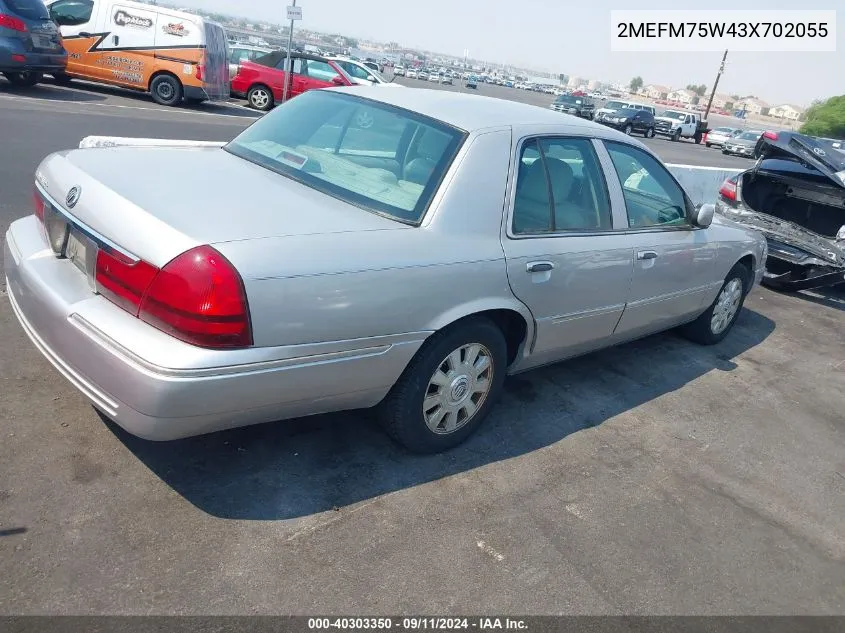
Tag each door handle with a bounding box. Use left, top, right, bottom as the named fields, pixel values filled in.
left=112, top=34, right=119, bottom=46
left=637, top=250, right=659, bottom=260
left=526, top=261, right=554, bottom=273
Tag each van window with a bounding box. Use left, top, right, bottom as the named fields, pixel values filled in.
left=6, top=0, right=50, bottom=19
left=49, top=0, right=94, bottom=26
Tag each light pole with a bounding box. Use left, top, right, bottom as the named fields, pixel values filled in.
left=281, top=0, right=297, bottom=104
left=704, top=49, right=727, bottom=121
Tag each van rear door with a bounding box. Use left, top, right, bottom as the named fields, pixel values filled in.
left=199, top=20, right=229, bottom=101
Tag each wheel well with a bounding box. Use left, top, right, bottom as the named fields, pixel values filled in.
left=148, top=70, right=182, bottom=91
left=737, top=254, right=755, bottom=274
left=451, top=309, right=528, bottom=366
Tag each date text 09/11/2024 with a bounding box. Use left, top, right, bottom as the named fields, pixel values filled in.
left=307, top=618, right=529, bottom=630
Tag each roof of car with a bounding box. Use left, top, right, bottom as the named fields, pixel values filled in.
left=327, top=87, right=614, bottom=133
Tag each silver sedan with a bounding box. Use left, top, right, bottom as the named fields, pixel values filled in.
left=5, top=88, right=767, bottom=453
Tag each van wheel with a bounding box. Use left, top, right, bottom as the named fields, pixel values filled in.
left=4, top=71, right=42, bottom=87
left=679, top=263, right=750, bottom=345
left=377, top=318, right=507, bottom=454
left=150, top=74, right=183, bottom=106
left=247, top=85, right=274, bottom=111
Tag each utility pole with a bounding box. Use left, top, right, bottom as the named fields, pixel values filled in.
left=281, top=0, right=297, bottom=104
left=704, top=49, right=728, bottom=121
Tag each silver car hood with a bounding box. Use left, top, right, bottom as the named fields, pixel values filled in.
left=38, top=146, right=403, bottom=266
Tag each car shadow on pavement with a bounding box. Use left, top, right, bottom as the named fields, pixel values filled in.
left=109, top=308, right=775, bottom=521
left=0, top=79, right=106, bottom=102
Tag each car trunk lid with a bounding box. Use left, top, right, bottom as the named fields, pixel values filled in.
left=755, top=133, right=845, bottom=190
left=36, top=146, right=405, bottom=268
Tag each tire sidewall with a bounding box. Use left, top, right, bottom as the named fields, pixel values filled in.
left=645, top=127, right=654, bottom=138
left=381, top=319, right=507, bottom=453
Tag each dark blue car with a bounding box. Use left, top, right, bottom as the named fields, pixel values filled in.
left=1, top=0, right=66, bottom=87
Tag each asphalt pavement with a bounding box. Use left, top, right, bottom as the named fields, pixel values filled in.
left=1, top=76, right=844, bottom=615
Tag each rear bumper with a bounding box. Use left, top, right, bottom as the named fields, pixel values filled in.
left=5, top=216, right=423, bottom=441
left=0, top=47, right=67, bottom=74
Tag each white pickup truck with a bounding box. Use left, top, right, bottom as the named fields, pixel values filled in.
left=654, top=109, right=709, bottom=143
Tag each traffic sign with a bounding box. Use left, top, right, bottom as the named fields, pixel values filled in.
left=286, top=5, right=302, bottom=20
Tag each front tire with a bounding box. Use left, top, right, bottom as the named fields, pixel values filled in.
left=624, top=124, right=633, bottom=135
left=4, top=71, right=42, bottom=87
left=378, top=318, right=507, bottom=454
left=679, top=263, right=750, bottom=345
left=705, top=142, right=712, bottom=148
left=247, top=84, right=274, bottom=111
left=672, top=129, right=681, bottom=142
left=694, top=132, right=703, bottom=144
left=149, top=73, right=183, bottom=106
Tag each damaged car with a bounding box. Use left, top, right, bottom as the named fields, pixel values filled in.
left=716, top=131, right=845, bottom=291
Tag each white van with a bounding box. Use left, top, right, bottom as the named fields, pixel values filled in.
left=45, top=0, right=229, bottom=105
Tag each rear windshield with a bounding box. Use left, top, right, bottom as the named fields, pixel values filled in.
left=738, top=132, right=760, bottom=140
left=555, top=95, right=583, bottom=105
left=5, top=0, right=49, bottom=19
left=225, top=90, right=466, bottom=224
left=604, top=101, right=628, bottom=110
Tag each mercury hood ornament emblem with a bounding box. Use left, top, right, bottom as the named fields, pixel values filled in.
left=66, top=186, right=81, bottom=209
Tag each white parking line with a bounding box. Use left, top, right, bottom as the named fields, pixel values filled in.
left=0, top=92, right=259, bottom=120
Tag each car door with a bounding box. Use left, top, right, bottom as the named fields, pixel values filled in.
left=300, top=58, right=342, bottom=93
left=500, top=135, right=635, bottom=370
left=270, top=54, right=303, bottom=99
left=600, top=140, right=718, bottom=340
left=47, top=0, right=100, bottom=78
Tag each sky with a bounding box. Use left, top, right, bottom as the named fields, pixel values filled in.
left=175, top=0, right=843, bottom=106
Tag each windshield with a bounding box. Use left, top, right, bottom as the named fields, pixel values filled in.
left=604, top=101, right=628, bottom=110
left=225, top=91, right=466, bottom=224
left=660, top=111, right=688, bottom=121
left=5, top=0, right=50, bottom=19
left=738, top=132, right=760, bottom=141
left=712, top=127, right=735, bottom=134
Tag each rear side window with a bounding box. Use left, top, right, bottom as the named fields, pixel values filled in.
left=5, top=0, right=49, bottom=19
left=512, top=137, right=612, bottom=234
left=49, top=0, right=94, bottom=26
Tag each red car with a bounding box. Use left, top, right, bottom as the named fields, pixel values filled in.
left=231, top=51, right=355, bottom=111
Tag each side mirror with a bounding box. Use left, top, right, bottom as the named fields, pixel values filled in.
left=694, top=203, right=715, bottom=228
left=366, top=75, right=375, bottom=82
left=331, top=76, right=345, bottom=86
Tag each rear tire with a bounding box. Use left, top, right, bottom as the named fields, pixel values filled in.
left=4, top=71, right=42, bottom=87
left=149, top=73, right=183, bottom=106
left=247, top=84, right=274, bottom=111
left=377, top=318, right=507, bottom=454
left=679, top=263, right=750, bottom=345
left=644, top=127, right=655, bottom=138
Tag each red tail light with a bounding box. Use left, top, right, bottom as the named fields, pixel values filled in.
left=139, top=246, right=252, bottom=349
left=95, top=245, right=252, bottom=349
left=0, top=14, right=27, bottom=32
left=96, top=249, right=159, bottom=315
left=762, top=131, right=778, bottom=140
left=719, top=176, right=738, bottom=201
left=33, top=188, right=45, bottom=223
left=195, top=64, right=204, bottom=81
